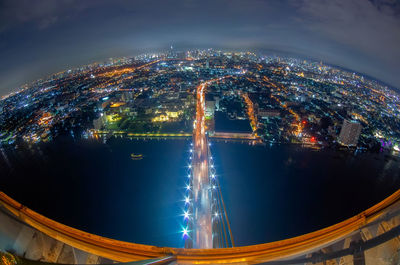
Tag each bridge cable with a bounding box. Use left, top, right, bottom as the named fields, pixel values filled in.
left=218, top=181, right=235, bottom=247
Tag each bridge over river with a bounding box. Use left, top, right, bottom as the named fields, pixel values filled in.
left=185, top=78, right=234, bottom=249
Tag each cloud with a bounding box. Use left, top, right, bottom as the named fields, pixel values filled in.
left=369, top=0, right=400, bottom=16
left=0, top=0, right=399, bottom=94
left=0, top=0, right=96, bottom=30
left=295, top=0, right=400, bottom=65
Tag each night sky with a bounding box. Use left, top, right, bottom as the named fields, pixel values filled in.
left=0, top=0, right=400, bottom=96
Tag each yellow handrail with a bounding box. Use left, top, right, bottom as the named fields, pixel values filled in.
left=1, top=189, right=399, bottom=264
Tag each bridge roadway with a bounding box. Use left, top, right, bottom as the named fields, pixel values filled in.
left=191, top=81, right=211, bottom=248
left=190, top=79, right=221, bottom=249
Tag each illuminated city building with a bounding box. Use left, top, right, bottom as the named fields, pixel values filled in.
left=205, top=100, right=215, bottom=118
left=338, top=119, right=362, bottom=146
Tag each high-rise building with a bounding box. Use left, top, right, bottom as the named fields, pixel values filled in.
left=214, top=96, right=220, bottom=110
left=205, top=100, right=215, bottom=118
left=338, top=119, right=362, bottom=146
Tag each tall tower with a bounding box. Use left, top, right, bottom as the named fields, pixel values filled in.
left=338, top=119, right=362, bottom=146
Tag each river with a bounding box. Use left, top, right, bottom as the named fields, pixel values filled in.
left=1, top=137, right=399, bottom=247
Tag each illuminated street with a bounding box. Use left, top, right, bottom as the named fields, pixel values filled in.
left=190, top=80, right=214, bottom=248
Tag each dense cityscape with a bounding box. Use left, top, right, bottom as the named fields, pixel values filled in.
left=2, top=0, right=400, bottom=262
left=1, top=49, right=399, bottom=154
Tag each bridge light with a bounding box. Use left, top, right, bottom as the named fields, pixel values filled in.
left=212, top=185, right=216, bottom=189
left=211, top=165, right=214, bottom=168
left=190, top=149, right=193, bottom=152
left=211, top=174, right=215, bottom=179
left=187, top=174, right=191, bottom=178
left=188, top=165, right=192, bottom=169
left=185, top=197, right=190, bottom=204
left=184, top=211, right=189, bottom=219
left=182, top=227, right=189, bottom=237
left=186, top=185, right=191, bottom=190
left=214, top=212, right=219, bottom=217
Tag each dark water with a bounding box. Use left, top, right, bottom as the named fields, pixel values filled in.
left=212, top=142, right=400, bottom=246
left=1, top=138, right=400, bottom=248
left=0, top=137, right=188, bottom=247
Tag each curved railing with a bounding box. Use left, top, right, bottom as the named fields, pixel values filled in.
left=1, top=190, right=400, bottom=264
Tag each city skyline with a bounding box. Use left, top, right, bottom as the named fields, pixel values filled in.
left=2, top=49, right=399, bottom=151
left=1, top=0, right=400, bottom=96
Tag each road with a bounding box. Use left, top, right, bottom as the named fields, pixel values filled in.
left=191, top=78, right=223, bottom=248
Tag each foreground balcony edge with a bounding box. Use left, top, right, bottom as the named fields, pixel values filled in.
left=1, top=190, right=400, bottom=265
